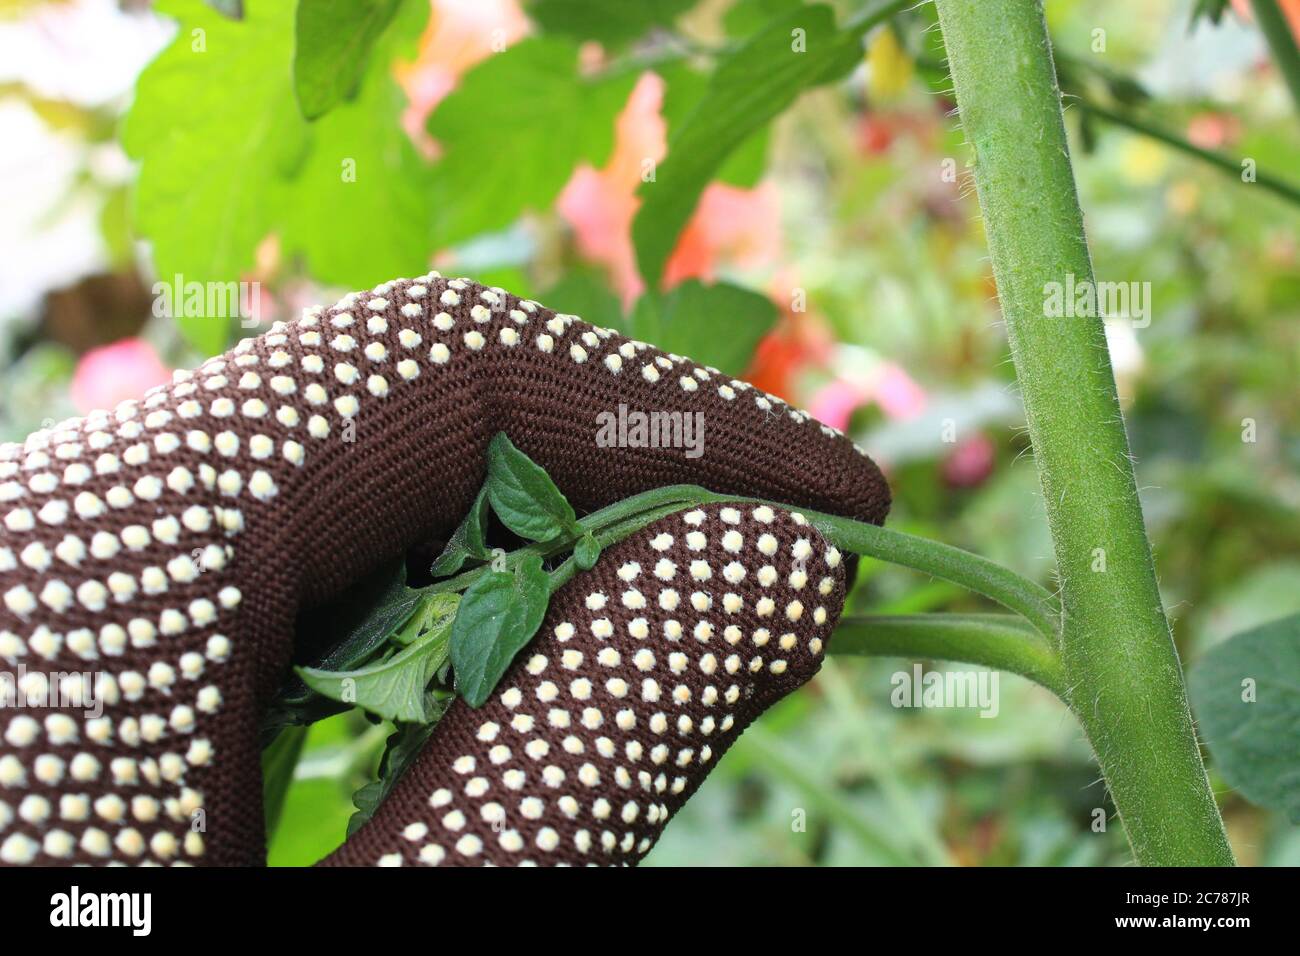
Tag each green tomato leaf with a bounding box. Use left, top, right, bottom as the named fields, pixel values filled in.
left=574, top=533, right=601, bottom=571
left=1189, top=613, right=1300, bottom=823
left=450, top=552, right=552, bottom=707
left=529, top=0, right=697, bottom=50
left=296, top=592, right=459, bottom=723
left=293, top=0, right=404, bottom=120
left=627, top=280, right=778, bottom=376
left=391, top=590, right=461, bottom=647
left=348, top=692, right=452, bottom=836
left=431, top=485, right=494, bottom=577
left=122, top=0, right=306, bottom=354
left=632, top=3, right=860, bottom=286
left=656, top=61, right=769, bottom=188
left=302, top=559, right=425, bottom=671
left=261, top=559, right=425, bottom=744
left=261, top=725, right=307, bottom=841
left=278, top=0, right=435, bottom=288
left=123, top=0, right=432, bottom=353
left=427, top=37, right=636, bottom=245
left=486, top=432, right=578, bottom=542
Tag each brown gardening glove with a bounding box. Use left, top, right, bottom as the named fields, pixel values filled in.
left=0, top=274, right=889, bottom=866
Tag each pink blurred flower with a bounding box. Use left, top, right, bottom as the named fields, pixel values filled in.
left=942, top=434, right=996, bottom=489
left=808, top=378, right=869, bottom=431
left=558, top=71, right=782, bottom=306
left=809, top=362, right=927, bottom=431
left=873, top=363, right=927, bottom=420
left=1186, top=112, right=1241, bottom=150
left=395, top=0, right=530, bottom=157
left=558, top=71, right=666, bottom=307
left=70, top=338, right=171, bottom=414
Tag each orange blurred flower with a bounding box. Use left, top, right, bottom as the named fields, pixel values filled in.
left=1230, top=0, right=1300, bottom=40
left=70, top=338, right=171, bottom=415
left=745, top=273, right=835, bottom=401
left=558, top=71, right=666, bottom=306
left=856, top=112, right=897, bottom=155
left=662, top=182, right=780, bottom=289
left=395, top=0, right=530, bottom=157
left=558, top=71, right=781, bottom=306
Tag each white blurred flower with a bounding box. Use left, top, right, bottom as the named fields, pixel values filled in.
left=0, top=0, right=172, bottom=108
left=0, top=99, right=104, bottom=319
left=0, top=0, right=170, bottom=322
left=1104, top=318, right=1145, bottom=403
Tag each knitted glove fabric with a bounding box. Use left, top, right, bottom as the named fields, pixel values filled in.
left=322, top=502, right=846, bottom=866
left=0, top=272, right=889, bottom=866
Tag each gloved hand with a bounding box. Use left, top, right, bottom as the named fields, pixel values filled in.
left=0, top=273, right=889, bottom=866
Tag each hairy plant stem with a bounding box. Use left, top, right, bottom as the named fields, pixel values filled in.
left=934, top=0, right=1233, bottom=865
left=575, top=483, right=1061, bottom=639
left=426, top=481, right=1063, bottom=698
left=917, top=52, right=1300, bottom=208
left=830, top=614, right=1065, bottom=696
left=636, top=488, right=1061, bottom=632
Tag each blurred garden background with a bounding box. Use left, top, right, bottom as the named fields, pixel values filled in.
left=0, top=0, right=1296, bottom=865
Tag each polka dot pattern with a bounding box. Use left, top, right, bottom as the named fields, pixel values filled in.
left=321, top=504, right=846, bottom=867
left=0, top=272, right=887, bottom=866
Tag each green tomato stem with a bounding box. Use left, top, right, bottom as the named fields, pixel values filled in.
left=586, top=484, right=1062, bottom=640
left=433, top=482, right=1061, bottom=655
left=933, top=0, right=1233, bottom=865
left=829, top=614, right=1065, bottom=697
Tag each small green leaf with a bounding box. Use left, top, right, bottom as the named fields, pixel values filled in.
left=296, top=593, right=459, bottom=723
left=450, top=552, right=552, bottom=707
left=261, top=725, right=307, bottom=841
left=279, top=0, right=436, bottom=287
left=348, top=693, right=451, bottom=835
left=627, top=280, right=778, bottom=376
left=293, top=0, right=404, bottom=120
left=431, top=486, right=494, bottom=577
left=632, top=4, right=860, bottom=285
left=574, top=533, right=601, bottom=571
left=1189, top=613, right=1300, bottom=822
left=391, top=591, right=460, bottom=646
left=486, top=433, right=579, bottom=542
